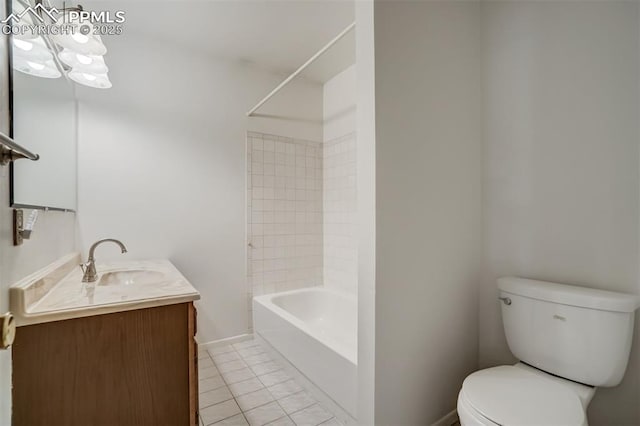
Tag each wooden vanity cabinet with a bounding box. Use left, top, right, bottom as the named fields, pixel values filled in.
left=12, top=302, right=199, bottom=426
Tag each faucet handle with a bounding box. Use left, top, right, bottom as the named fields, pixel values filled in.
left=80, top=263, right=87, bottom=274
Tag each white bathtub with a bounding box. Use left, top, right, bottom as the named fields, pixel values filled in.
left=253, top=287, right=357, bottom=417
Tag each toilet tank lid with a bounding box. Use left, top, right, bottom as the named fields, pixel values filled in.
left=498, top=277, right=640, bottom=313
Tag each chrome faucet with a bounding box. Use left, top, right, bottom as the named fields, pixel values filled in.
left=81, top=239, right=128, bottom=282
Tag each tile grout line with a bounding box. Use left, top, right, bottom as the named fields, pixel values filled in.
left=204, top=348, right=252, bottom=426
left=203, top=342, right=341, bottom=426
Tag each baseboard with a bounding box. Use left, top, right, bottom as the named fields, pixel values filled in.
left=197, top=333, right=253, bottom=349
left=432, top=409, right=459, bottom=426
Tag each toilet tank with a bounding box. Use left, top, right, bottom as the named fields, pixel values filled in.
left=498, top=277, right=640, bottom=387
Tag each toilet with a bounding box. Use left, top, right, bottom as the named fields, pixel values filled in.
left=458, top=277, right=640, bottom=426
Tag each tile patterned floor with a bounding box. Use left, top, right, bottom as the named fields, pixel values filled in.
left=198, top=339, right=344, bottom=426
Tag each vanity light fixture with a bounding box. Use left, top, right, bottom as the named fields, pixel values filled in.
left=58, top=49, right=108, bottom=74
left=10, top=0, right=112, bottom=89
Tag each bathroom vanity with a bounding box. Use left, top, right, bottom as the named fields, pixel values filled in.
left=9, top=254, right=201, bottom=426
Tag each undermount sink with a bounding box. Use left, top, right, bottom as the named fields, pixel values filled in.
left=98, top=270, right=165, bottom=286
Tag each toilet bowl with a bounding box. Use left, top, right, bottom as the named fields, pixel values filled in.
left=457, top=363, right=594, bottom=426
left=457, top=277, right=639, bottom=426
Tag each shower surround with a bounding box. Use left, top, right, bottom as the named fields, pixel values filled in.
left=247, top=130, right=358, bottom=420
left=246, top=132, right=324, bottom=320
left=246, top=130, right=357, bottom=316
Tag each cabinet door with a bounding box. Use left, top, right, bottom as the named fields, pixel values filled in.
left=13, top=303, right=194, bottom=426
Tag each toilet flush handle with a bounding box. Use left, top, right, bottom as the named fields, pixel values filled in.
left=499, top=296, right=512, bottom=306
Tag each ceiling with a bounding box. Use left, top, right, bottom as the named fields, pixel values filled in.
left=82, top=0, right=355, bottom=83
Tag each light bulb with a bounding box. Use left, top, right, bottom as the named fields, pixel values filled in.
left=13, top=39, right=33, bottom=51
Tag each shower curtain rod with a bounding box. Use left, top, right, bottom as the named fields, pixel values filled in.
left=246, top=21, right=356, bottom=117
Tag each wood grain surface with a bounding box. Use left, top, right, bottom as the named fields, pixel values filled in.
left=12, top=303, right=197, bottom=426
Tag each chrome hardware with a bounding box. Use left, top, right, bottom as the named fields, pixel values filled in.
left=499, top=296, right=512, bottom=306
left=81, top=239, right=128, bottom=283
left=0, top=131, right=39, bottom=165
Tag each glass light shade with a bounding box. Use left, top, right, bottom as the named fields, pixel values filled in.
left=68, top=70, right=112, bottom=89
left=58, top=49, right=108, bottom=74
left=12, top=37, right=53, bottom=62
left=51, top=22, right=107, bottom=56
left=13, top=57, right=61, bottom=78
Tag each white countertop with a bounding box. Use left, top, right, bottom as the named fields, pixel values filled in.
left=10, top=253, right=200, bottom=326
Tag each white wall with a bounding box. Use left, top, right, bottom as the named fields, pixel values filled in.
left=77, top=31, right=322, bottom=344
left=323, top=65, right=356, bottom=142
left=323, top=65, right=357, bottom=295
left=480, top=2, right=640, bottom=424
left=355, top=1, right=376, bottom=422
left=372, top=2, right=483, bottom=423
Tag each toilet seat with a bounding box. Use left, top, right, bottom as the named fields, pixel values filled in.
left=459, top=365, right=586, bottom=426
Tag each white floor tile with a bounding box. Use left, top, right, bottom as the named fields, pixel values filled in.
left=233, top=339, right=258, bottom=350
left=199, top=365, right=221, bottom=380
left=222, top=367, right=257, bottom=384
left=200, top=375, right=227, bottom=393
left=277, top=392, right=316, bottom=415
left=266, top=417, right=296, bottom=426
left=208, top=345, right=236, bottom=356
left=200, top=358, right=215, bottom=369
left=200, top=399, right=242, bottom=425
left=238, top=346, right=265, bottom=358
left=229, top=377, right=265, bottom=397
left=217, top=359, right=249, bottom=374
left=267, top=380, right=303, bottom=400
left=212, top=414, right=249, bottom=425
left=289, top=404, right=332, bottom=426
left=257, top=370, right=291, bottom=387
left=235, top=388, right=275, bottom=412
left=243, top=353, right=273, bottom=366
left=214, top=351, right=242, bottom=364
left=199, top=350, right=211, bottom=360
left=243, top=401, right=287, bottom=426
left=318, top=418, right=342, bottom=426
left=250, top=361, right=281, bottom=376
left=200, top=386, right=234, bottom=409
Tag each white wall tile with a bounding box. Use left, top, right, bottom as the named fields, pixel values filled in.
left=247, top=133, right=323, bottom=317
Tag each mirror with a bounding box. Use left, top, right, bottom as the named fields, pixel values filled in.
left=10, top=72, right=77, bottom=210
left=9, top=3, right=77, bottom=211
